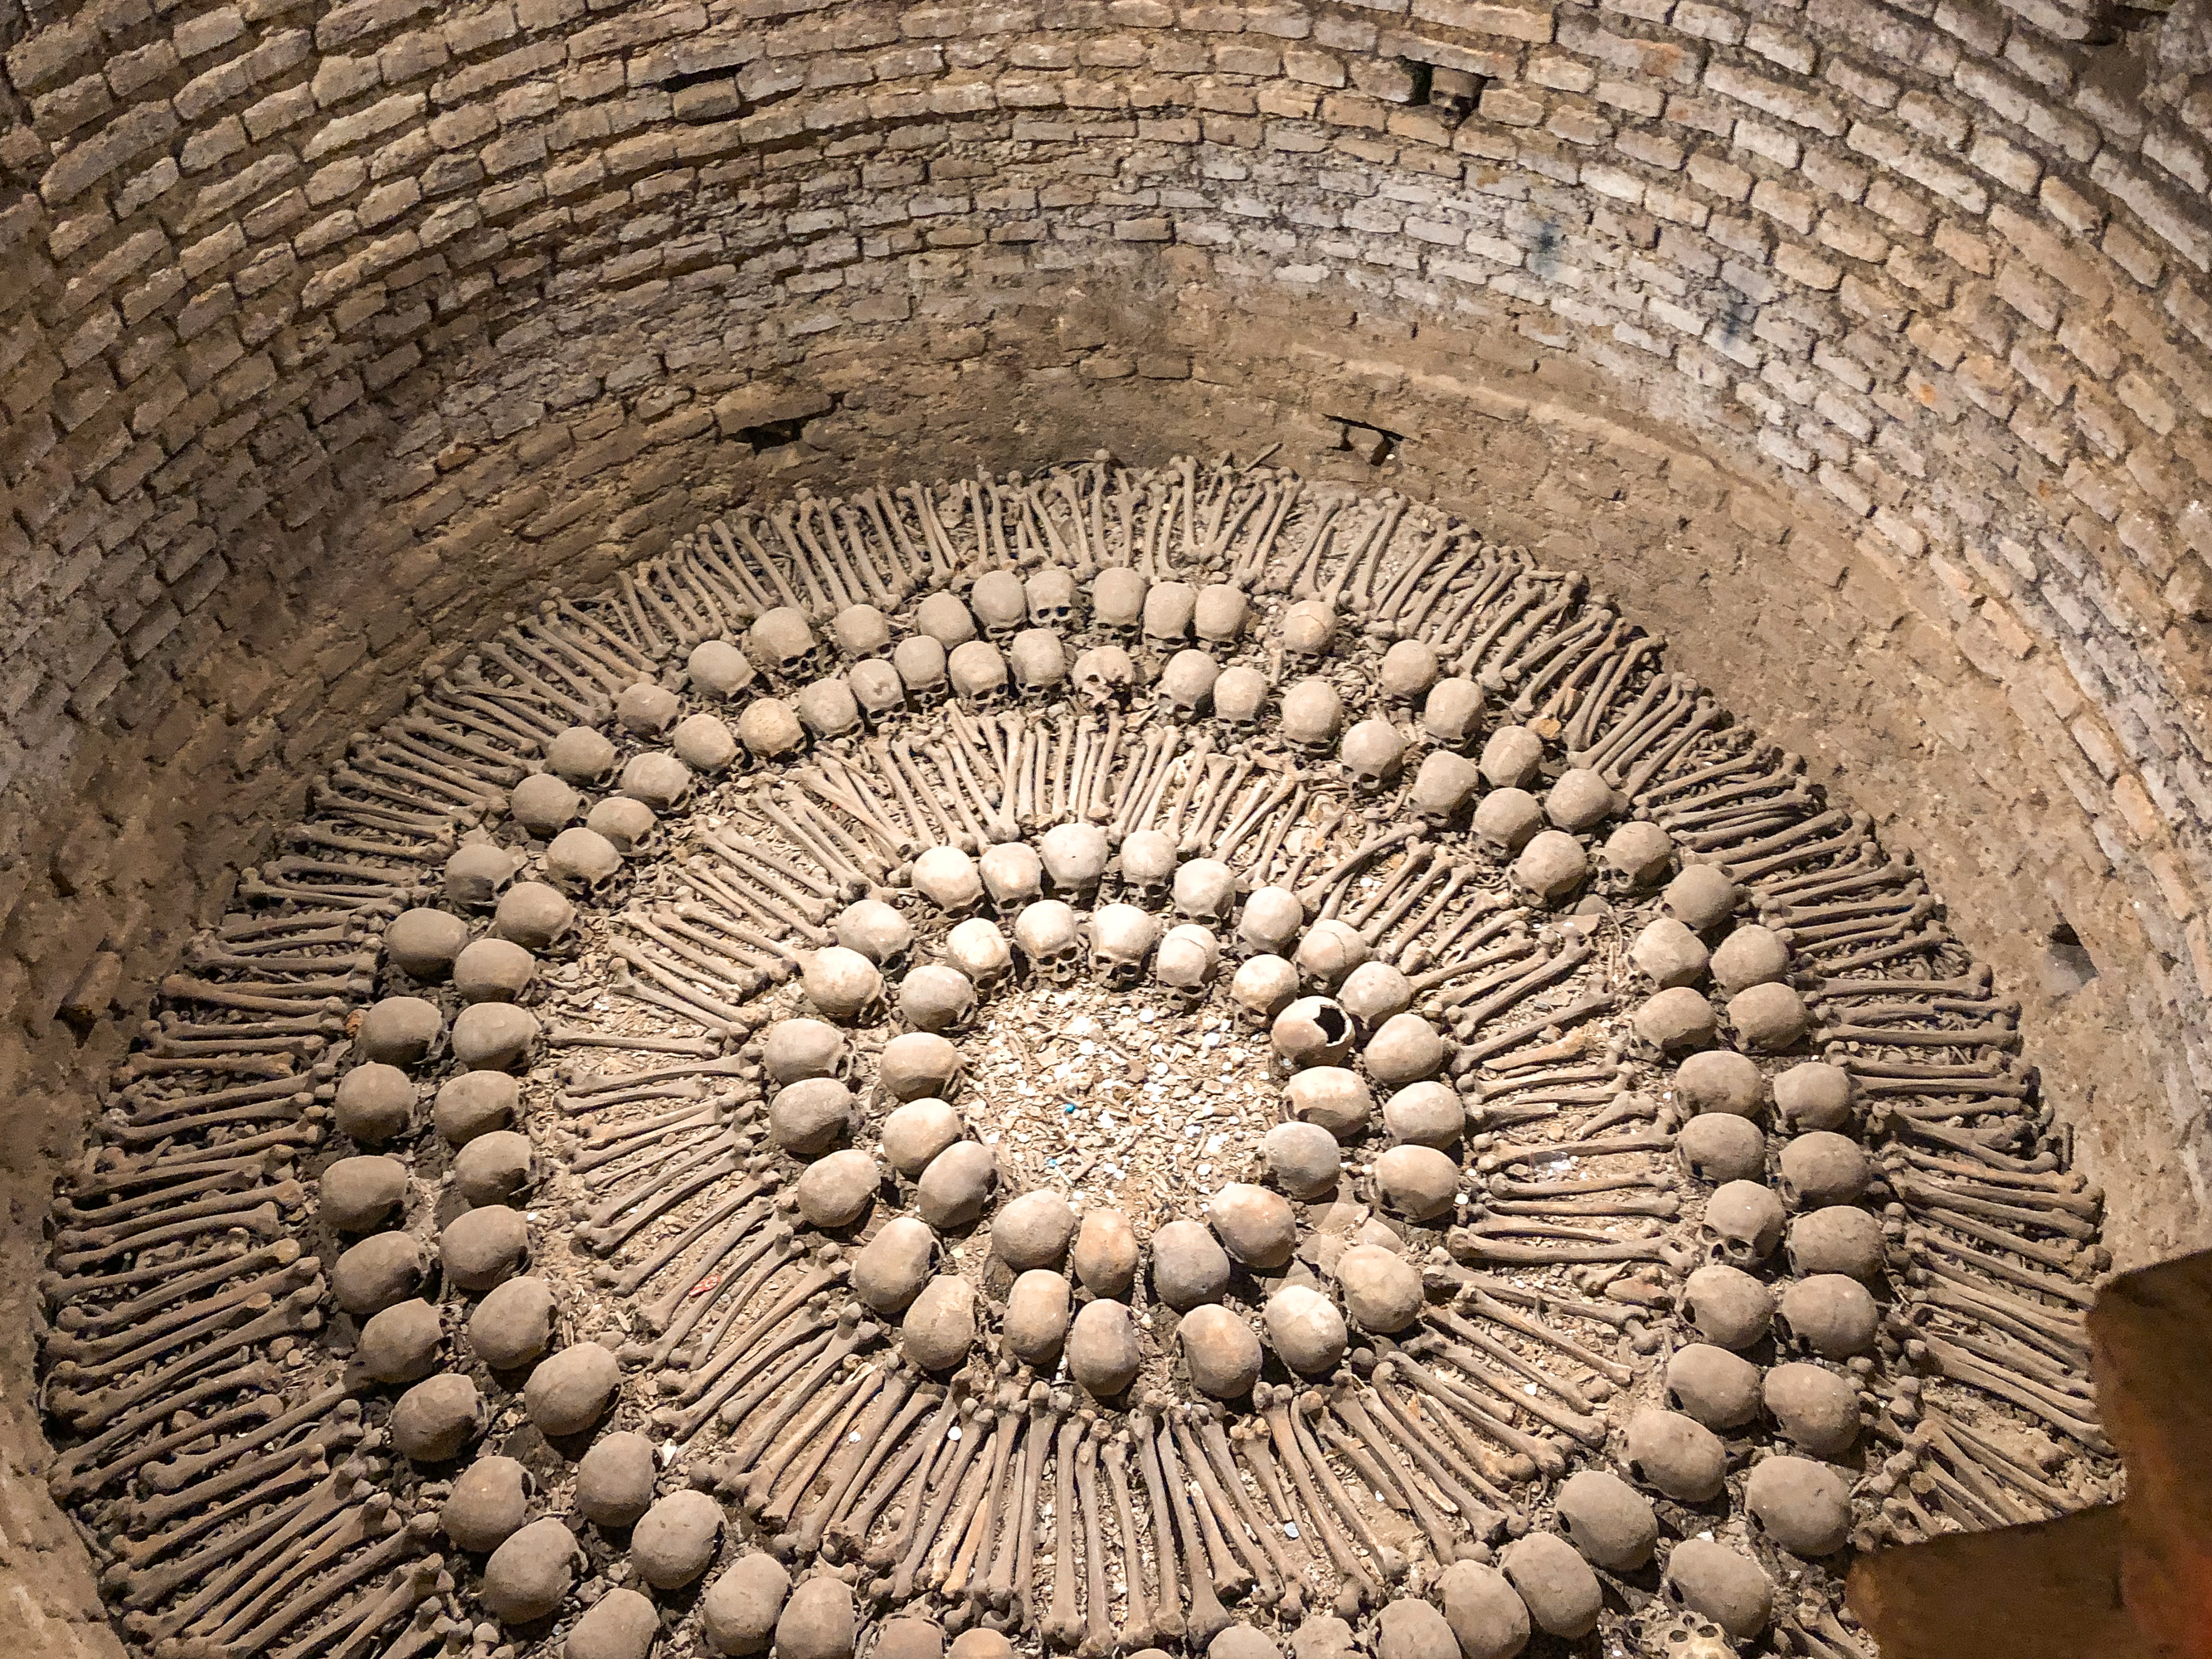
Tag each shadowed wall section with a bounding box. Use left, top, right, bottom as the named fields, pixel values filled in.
left=2, top=0, right=2211, bottom=1646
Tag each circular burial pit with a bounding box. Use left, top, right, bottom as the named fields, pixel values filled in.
left=45, top=457, right=2118, bottom=1659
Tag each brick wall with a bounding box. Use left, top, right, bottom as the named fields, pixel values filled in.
left=2, top=0, right=2210, bottom=1641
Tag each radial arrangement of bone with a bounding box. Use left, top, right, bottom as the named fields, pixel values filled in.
left=44, top=455, right=2117, bottom=1659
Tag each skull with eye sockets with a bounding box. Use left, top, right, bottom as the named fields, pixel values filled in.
left=948, top=640, right=1009, bottom=712
left=1172, top=858, right=1237, bottom=928
left=747, top=606, right=818, bottom=683
left=1091, top=567, right=1148, bottom=640
left=1026, top=567, right=1077, bottom=630
left=979, top=843, right=1044, bottom=911
left=830, top=604, right=892, bottom=662
left=1280, top=679, right=1347, bottom=756
left=1213, top=665, right=1271, bottom=735
left=1339, top=718, right=1406, bottom=791
left=969, top=570, right=1028, bottom=643
left=1072, top=645, right=1136, bottom=708
left=1009, top=629, right=1067, bottom=698
left=1089, top=902, right=1161, bottom=990
left=1159, top=649, right=1221, bottom=719
left=1116, top=830, right=1178, bottom=908
left=1014, top=900, right=1083, bottom=984
left=1280, top=599, right=1337, bottom=665
left=892, top=635, right=948, bottom=705
left=944, top=917, right=1014, bottom=994
left=1038, top=823, right=1111, bottom=903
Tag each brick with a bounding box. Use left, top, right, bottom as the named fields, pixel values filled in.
left=1410, top=0, right=1554, bottom=41
left=1704, top=61, right=1844, bottom=136
left=40, top=102, right=179, bottom=204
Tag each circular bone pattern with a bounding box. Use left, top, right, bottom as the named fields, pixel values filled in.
left=43, top=459, right=2120, bottom=1659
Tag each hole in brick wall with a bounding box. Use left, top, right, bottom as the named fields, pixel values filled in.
left=1400, top=59, right=1435, bottom=106
left=1716, top=294, right=1759, bottom=344
left=2045, top=919, right=2100, bottom=999
left=733, top=417, right=809, bottom=451
left=1333, top=421, right=1402, bottom=465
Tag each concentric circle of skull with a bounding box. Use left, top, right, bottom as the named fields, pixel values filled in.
left=47, top=459, right=2108, bottom=1659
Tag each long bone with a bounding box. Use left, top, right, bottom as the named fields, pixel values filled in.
left=1189, top=1413, right=1304, bottom=1616
left=906, top=736, right=995, bottom=847
left=884, top=1396, right=988, bottom=1603
left=1344, top=1382, right=1510, bottom=1538
left=707, top=518, right=796, bottom=615
left=977, top=1384, right=1051, bottom=1618
left=52, top=1179, right=302, bottom=1264
left=623, top=910, right=773, bottom=994
left=608, top=941, right=752, bottom=1031
left=269, top=1550, right=445, bottom=1659
left=1117, top=1421, right=1182, bottom=1642
left=666, top=1314, right=831, bottom=1446
left=1903, top=1228, right=2096, bottom=1306
left=751, top=1363, right=887, bottom=1524
left=1909, top=1331, right=2108, bottom=1450
left=784, top=1372, right=926, bottom=1559
left=1634, top=738, right=1781, bottom=808
left=1256, top=1386, right=1376, bottom=1615
left=117, top=1441, right=331, bottom=1570
left=1319, top=1400, right=1436, bottom=1534
left=1908, top=1313, right=2092, bottom=1398
left=1042, top=1413, right=1087, bottom=1647
left=1429, top=561, right=1529, bottom=660
left=1380, top=1354, right=1561, bottom=1483
left=307, top=791, right=458, bottom=838
left=1889, top=1148, right=2093, bottom=1207
left=1519, top=615, right=1633, bottom=721
left=679, top=1262, right=836, bottom=1399
left=57, top=1160, right=272, bottom=1227
left=1157, top=1413, right=1251, bottom=1599
left=1071, top=1426, right=1115, bottom=1657
left=825, top=1386, right=954, bottom=1564
left=55, top=1282, right=326, bottom=1433
left=49, top=1256, right=322, bottom=1375
left=1287, top=1393, right=1410, bottom=1587
left=1474, top=577, right=1582, bottom=686
left=765, top=793, right=883, bottom=886
left=615, top=1197, right=772, bottom=1316
left=1717, top=811, right=1877, bottom=883
left=1451, top=578, right=1549, bottom=680
left=138, top=1389, right=357, bottom=1511
left=211, top=1501, right=433, bottom=1657
left=126, top=1466, right=377, bottom=1622
left=1422, top=1311, right=1608, bottom=1424
left=1102, top=1433, right=1158, bottom=1647
left=943, top=1386, right=1023, bottom=1603
left=54, top=1364, right=290, bottom=1501
left=1498, top=601, right=1612, bottom=696
left=1154, top=1414, right=1236, bottom=1646
left=1214, top=774, right=1302, bottom=868
left=1170, top=1411, right=1279, bottom=1605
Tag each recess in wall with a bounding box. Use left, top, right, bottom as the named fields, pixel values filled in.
left=2045, top=918, right=2099, bottom=999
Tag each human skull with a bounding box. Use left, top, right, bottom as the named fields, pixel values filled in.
left=848, top=659, right=907, bottom=724
left=1172, top=858, right=1237, bottom=927
left=1091, top=567, right=1147, bottom=639
left=1117, top=829, right=1178, bottom=906
left=944, top=917, right=1014, bottom=993
left=543, top=827, right=623, bottom=895
left=1141, top=581, right=1197, bottom=647
left=1014, top=900, right=1083, bottom=982
left=1027, top=567, right=1077, bottom=630
left=948, top=640, right=1009, bottom=710
left=1339, top=718, right=1405, bottom=790
left=898, top=965, right=977, bottom=1034
left=1237, top=886, right=1304, bottom=956
left=794, top=677, right=863, bottom=740
left=1421, top=678, right=1484, bottom=748
left=1072, top=645, right=1135, bottom=707
left=761, top=1016, right=851, bottom=1084
left=1159, top=649, right=1221, bottom=717
left=970, top=570, right=1028, bottom=642
left=1193, top=583, right=1247, bottom=645
left=1213, top=665, right=1271, bottom=732
left=1380, top=640, right=1440, bottom=703
left=1701, top=1180, right=1787, bottom=1267
left=447, top=840, right=523, bottom=908
left=688, top=639, right=756, bottom=698
left=736, top=698, right=805, bottom=761
left=1411, top=751, right=1480, bottom=825
left=615, top=680, right=679, bottom=737
left=544, top=726, right=617, bottom=786
left=586, top=795, right=659, bottom=858
left=1281, top=678, right=1346, bottom=753
left=836, top=898, right=913, bottom=969
left=747, top=606, right=817, bottom=682
left=893, top=635, right=949, bottom=703
left=1038, top=823, right=1111, bottom=899
left=912, top=844, right=984, bottom=915
left=1009, top=629, right=1067, bottom=697
left=915, top=591, right=977, bottom=648
left=1090, top=902, right=1160, bottom=988
left=831, top=604, right=892, bottom=660
left=803, top=946, right=886, bottom=1025
left=1281, top=599, right=1338, bottom=663
left=1231, top=955, right=1300, bottom=1025
left=1155, top=923, right=1221, bottom=997
left=980, top=842, right=1044, bottom=909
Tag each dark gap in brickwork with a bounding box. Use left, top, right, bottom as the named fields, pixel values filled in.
left=2046, top=919, right=2101, bottom=999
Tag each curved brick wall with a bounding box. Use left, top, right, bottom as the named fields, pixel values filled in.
left=3, top=0, right=2212, bottom=1645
